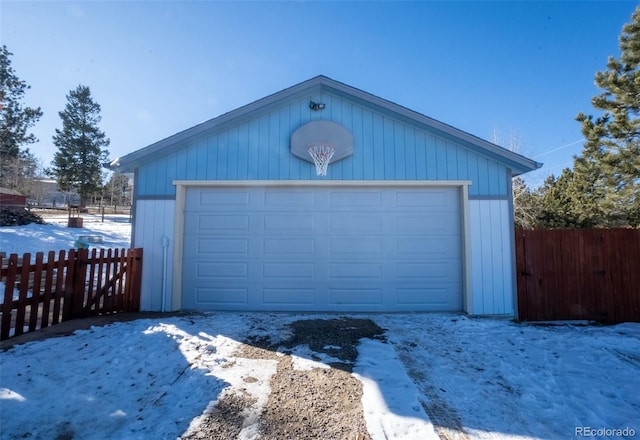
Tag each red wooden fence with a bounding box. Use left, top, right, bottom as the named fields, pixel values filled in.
left=516, top=229, right=640, bottom=323
left=0, top=248, right=143, bottom=340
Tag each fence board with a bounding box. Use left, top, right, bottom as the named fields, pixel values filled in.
left=28, top=253, right=45, bottom=332
left=52, top=250, right=66, bottom=325
left=0, top=248, right=143, bottom=340
left=14, top=253, right=32, bottom=336
left=40, top=251, right=56, bottom=328
left=85, top=248, right=97, bottom=315
left=516, top=229, right=640, bottom=323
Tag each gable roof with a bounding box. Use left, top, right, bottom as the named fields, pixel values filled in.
left=111, top=75, right=542, bottom=176
left=0, top=187, right=24, bottom=196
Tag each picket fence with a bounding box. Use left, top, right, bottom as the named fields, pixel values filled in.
left=0, top=248, right=143, bottom=340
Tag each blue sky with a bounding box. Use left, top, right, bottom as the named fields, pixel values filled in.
left=2, top=1, right=637, bottom=186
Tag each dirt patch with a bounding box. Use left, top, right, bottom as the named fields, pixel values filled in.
left=181, top=391, right=258, bottom=440
left=248, top=317, right=386, bottom=372
left=190, top=317, right=385, bottom=439
left=260, top=355, right=369, bottom=440
left=252, top=317, right=384, bottom=439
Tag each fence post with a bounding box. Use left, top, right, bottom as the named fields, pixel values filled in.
left=514, top=230, right=526, bottom=321
left=129, top=248, right=143, bottom=312
left=62, top=250, right=76, bottom=321
left=14, top=253, right=32, bottom=337
left=73, top=248, right=89, bottom=318
left=1, top=254, right=19, bottom=340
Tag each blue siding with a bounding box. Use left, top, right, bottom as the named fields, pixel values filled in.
left=135, top=91, right=510, bottom=197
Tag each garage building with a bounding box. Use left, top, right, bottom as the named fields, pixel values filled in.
left=112, top=76, right=541, bottom=316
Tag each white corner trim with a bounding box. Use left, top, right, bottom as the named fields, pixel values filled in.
left=460, top=185, right=473, bottom=314
left=172, top=183, right=186, bottom=311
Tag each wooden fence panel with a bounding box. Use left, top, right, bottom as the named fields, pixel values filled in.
left=516, top=229, right=640, bottom=323
left=0, top=248, right=143, bottom=340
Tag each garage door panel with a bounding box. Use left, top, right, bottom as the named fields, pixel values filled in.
left=182, top=186, right=463, bottom=312
left=329, top=262, right=383, bottom=278
left=196, top=287, right=248, bottom=305
left=196, top=214, right=250, bottom=231
left=262, top=288, right=315, bottom=305
left=396, top=213, right=460, bottom=234
left=329, top=288, right=383, bottom=305
left=184, top=238, right=249, bottom=256
left=396, top=287, right=460, bottom=308
left=264, top=190, right=316, bottom=207
left=189, top=189, right=251, bottom=206
left=329, top=214, right=382, bottom=233
left=263, top=214, right=315, bottom=231
left=329, top=238, right=382, bottom=256
left=196, top=262, right=249, bottom=279
left=396, top=261, right=460, bottom=280
left=396, top=237, right=459, bottom=257
left=263, top=262, right=315, bottom=278
left=263, top=238, right=315, bottom=255
left=184, top=213, right=250, bottom=233
left=329, top=190, right=382, bottom=207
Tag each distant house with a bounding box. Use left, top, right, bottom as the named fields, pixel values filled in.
left=32, top=179, right=78, bottom=207
left=0, top=188, right=26, bottom=210
left=112, top=75, right=542, bottom=316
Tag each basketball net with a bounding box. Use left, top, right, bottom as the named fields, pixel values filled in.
left=307, top=144, right=336, bottom=176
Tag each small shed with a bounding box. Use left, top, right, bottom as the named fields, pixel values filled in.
left=112, top=76, right=542, bottom=316
left=0, top=188, right=27, bottom=210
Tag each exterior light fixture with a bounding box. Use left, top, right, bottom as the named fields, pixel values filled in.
left=309, top=101, right=326, bottom=111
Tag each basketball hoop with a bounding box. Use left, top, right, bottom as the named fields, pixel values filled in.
left=307, top=144, right=336, bottom=176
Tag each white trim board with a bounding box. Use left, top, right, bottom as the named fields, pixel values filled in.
left=173, top=180, right=472, bottom=188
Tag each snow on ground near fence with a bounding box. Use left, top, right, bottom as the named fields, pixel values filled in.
left=0, top=212, right=132, bottom=256
left=0, top=213, right=132, bottom=300
left=0, top=313, right=639, bottom=440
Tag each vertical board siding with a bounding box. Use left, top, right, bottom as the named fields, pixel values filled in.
left=134, top=92, right=509, bottom=197
left=469, top=199, right=514, bottom=315
left=134, top=200, right=175, bottom=311
left=414, top=132, right=427, bottom=179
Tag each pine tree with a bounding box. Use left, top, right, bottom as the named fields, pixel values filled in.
left=536, top=168, right=605, bottom=228
left=575, top=6, right=640, bottom=227
left=51, top=85, right=110, bottom=207
left=0, top=45, right=43, bottom=188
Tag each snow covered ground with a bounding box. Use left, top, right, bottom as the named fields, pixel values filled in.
left=0, top=212, right=132, bottom=256
left=1, top=314, right=638, bottom=439
left=1, top=216, right=639, bottom=439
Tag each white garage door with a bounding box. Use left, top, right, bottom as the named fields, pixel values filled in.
left=182, top=186, right=463, bottom=311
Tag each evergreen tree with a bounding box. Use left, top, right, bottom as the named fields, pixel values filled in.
left=0, top=45, right=43, bottom=188
left=537, top=169, right=589, bottom=228
left=51, top=85, right=110, bottom=207
left=575, top=6, right=640, bottom=227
